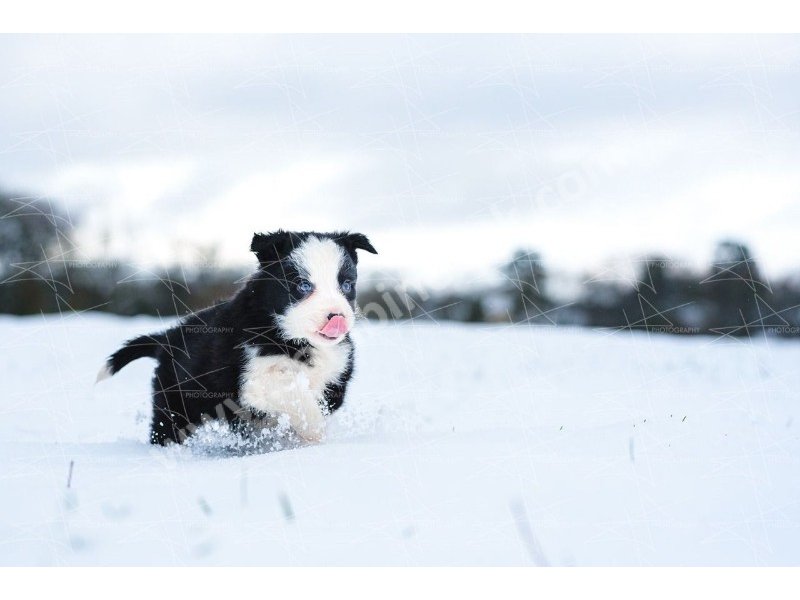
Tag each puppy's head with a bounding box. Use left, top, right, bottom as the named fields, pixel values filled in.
left=251, top=230, right=377, bottom=347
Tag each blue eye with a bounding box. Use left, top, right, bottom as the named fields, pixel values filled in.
left=297, top=279, right=314, bottom=295
left=341, top=280, right=353, bottom=293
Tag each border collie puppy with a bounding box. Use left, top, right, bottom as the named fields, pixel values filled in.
left=97, top=230, right=377, bottom=445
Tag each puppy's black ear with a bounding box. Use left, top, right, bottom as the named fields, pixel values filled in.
left=336, top=232, right=378, bottom=256
left=251, top=231, right=293, bottom=264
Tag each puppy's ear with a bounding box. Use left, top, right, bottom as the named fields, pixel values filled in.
left=336, top=232, right=378, bottom=256
left=251, top=231, right=293, bottom=264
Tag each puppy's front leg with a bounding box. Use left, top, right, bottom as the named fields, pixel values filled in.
left=240, top=356, right=326, bottom=442
left=278, top=370, right=326, bottom=442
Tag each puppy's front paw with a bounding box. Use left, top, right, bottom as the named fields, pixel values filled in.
left=298, top=422, right=326, bottom=443
left=289, top=404, right=326, bottom=443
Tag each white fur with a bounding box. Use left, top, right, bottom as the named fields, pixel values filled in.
left=95, top=363, right=112, bottom=383
left=238, top=342, right=351, bottom=442
left=276, top=236, right=354, bottom=347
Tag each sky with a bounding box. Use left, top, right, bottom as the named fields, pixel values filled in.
left=1, top=34, right=798, bottom=288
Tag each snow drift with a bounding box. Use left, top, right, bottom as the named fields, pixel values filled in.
left=0, top=313, right=798, bottom=565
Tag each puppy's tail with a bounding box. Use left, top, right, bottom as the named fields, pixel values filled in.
left=96, top=333, right=167, bottom=383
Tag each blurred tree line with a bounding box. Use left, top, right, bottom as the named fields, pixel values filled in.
left=2, top=191, right=799, bottom=338
left=0, top=192, right=242, bottom=317
left=358, top=242, right=800, bottom=338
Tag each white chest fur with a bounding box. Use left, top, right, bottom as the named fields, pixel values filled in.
left=238, top=343, right=351, bottom=441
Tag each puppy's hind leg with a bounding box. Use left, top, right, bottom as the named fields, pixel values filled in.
left=150, top=389, right=190, bottom=445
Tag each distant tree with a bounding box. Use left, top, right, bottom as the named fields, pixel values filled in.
left=0, top=192, right=73, bottom=272
left=703, top=240, right=771, bottom=336
left=502, top=249, right=551, bottom=323
left=0, top=191, right=75, bottom=314
left=619, top=256, right=704, bottom=333
left=769, top=277, right=800, bottom=337
left=436, top=291, right=485, bottom=323
left=576, top=278, right=628, bottom=329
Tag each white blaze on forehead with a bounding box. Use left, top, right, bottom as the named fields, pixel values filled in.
left=277, top=235, right=355, bottom=346
left=291, top=236, right=345, bottom=290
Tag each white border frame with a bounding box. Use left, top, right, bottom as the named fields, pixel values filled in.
left=1, top=0, right=799, bottom=33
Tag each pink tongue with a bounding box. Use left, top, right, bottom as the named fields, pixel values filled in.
left=320, top=315, right=348, bottom=338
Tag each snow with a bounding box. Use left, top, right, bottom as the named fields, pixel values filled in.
left=1, top=313, right=798, bottom=565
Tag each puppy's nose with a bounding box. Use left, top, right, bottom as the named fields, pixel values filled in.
left=327, top=312, right=342, bottom=321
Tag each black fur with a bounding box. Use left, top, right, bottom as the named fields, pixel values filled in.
left=103, top=230, right=376, bottom=445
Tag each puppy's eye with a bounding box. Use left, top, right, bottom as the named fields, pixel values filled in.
left=341, top=280, right=353, bottom=294
left=297, top=279, right=314, bottom=295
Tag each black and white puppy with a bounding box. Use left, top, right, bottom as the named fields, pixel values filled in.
left=97, top=230, right=377, bottom=445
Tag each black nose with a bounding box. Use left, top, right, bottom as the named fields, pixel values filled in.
left=327, top=312, right=342, bottom=320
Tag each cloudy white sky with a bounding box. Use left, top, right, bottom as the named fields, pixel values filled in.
left=1, top=34, right=798, bottom=287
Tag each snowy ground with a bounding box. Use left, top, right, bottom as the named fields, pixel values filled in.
left=1, top=313, right=798, bottom=566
